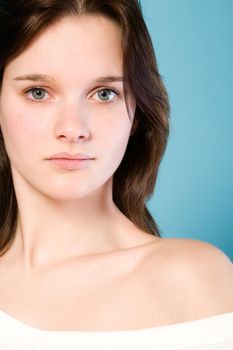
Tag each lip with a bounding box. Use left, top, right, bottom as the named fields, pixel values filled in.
left=46, top=153, right=95, bottom=170
left=47, top=152, right=94, bottom=160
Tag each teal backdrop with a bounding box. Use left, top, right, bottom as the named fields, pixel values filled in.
left=141, top=0, right=233, bottom=261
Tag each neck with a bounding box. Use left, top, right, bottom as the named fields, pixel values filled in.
left=5, top=179, right=128, bottom=273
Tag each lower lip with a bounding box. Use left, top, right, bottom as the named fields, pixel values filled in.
left=48, top=158, right=92, bottom=170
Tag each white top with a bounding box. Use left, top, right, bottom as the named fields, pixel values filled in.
left=0, top=310, right=233, bottom=350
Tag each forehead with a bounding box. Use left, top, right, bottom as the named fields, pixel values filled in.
left=4, top=15, right=123, bottom=83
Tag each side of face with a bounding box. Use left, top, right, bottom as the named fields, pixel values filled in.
left=0, top=15, right=136, bottom=200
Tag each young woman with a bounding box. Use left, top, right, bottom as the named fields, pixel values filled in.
left=0, top=0, right=232, bottom=349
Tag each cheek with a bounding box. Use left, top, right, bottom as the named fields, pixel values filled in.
left=0, top=85, right=46, bottom=153
left=0, top=105, right=42, bottom=163
left=96, top=115, right=132, bottom=169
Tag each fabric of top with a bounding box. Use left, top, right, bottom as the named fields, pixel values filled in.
left=0, top=310, right=233, bottom=350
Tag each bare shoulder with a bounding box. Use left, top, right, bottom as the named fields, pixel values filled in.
left=143, top=237, right=233, bottom=317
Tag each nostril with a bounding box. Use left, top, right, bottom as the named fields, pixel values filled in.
left=57, top=129, right=90, bottom=142
left=55, top=120, right=91, bottom=143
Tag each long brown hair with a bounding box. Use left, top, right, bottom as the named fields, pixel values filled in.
left=0, top=0, right=170, bottom=257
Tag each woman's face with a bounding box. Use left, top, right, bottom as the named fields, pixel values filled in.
left=0, top=15, right=136, bottom=200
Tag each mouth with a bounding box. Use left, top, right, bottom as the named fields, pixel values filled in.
left=46, top=153, right=95, bottom=170
left=47, top=152, right=94, bottom=160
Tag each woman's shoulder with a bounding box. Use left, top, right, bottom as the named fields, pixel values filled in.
left=148, top=236, right=233, bottom=271
left=133, top=234, right=232, bottom=272
left=143, top=237, right=233, bottom=318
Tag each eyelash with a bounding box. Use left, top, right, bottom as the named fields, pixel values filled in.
left=23, top=86, right=120, bottom=104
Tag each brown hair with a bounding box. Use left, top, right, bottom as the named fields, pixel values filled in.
left=0, top=0, right=170, bottom=257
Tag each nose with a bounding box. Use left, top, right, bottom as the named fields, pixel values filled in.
left=54, top=103, right=90, bottom=144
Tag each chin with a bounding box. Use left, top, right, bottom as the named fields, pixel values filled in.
left=41, top=183, right=102, bottom=202
left=45, top=190, right=92, bottom=201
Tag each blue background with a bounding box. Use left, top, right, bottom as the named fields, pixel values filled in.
left=141, top=0, right=233, bottom=261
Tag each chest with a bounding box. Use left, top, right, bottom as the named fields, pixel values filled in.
left=0, top=251, right=189, bottom=331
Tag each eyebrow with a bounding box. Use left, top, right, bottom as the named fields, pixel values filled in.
left=13, top=74, right=55, bottom=82
left=13, top=74, right=124, bottom=84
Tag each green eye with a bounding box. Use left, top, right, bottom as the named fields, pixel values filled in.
left=25, top=87, right=48, bottom=101
left=96, top=89, right=118, bottom=102
left=32, top=89, right=46, bottom=99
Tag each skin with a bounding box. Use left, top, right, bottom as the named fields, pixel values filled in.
left=0, top=15, right=232, bottom=331
left=0, top=15, right=158, bottom=273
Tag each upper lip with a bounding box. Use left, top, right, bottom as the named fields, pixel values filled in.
left=47, top=152, right=94, bottom=160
